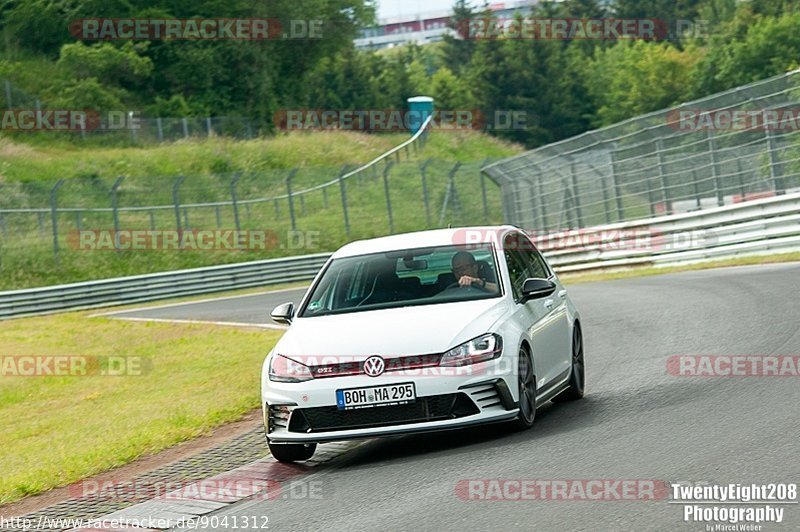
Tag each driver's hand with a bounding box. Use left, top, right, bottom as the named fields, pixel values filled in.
left=458, top=275, right=479, bottom=287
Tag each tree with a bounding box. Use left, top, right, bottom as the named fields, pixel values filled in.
left=585, top=40, right=701, bottom=126
left=441, top=0, right=476, bottom=74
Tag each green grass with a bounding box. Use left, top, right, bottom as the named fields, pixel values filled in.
left=0, top=131, right=521, bottom=289
left=0, top=312, right=284, bottom=505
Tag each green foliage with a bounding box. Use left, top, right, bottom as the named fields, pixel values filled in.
left=2, top=0, right=800, bottom=149
left=586, top=40, right=702, bottom=126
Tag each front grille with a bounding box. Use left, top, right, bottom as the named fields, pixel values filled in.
left=309, top=353, right=442, bottom=379
left=288, top=393, right=478, bottom=433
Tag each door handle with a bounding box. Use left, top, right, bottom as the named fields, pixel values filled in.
left=544, top=299, right=554, bottom=309
left=558, top=290, right=567, bottom=299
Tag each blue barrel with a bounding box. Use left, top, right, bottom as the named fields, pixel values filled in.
left=407, top=96, right=434, bottom=134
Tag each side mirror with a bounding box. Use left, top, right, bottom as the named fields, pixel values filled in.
left=521, top=278, right=557, bottom=302
left=270, top=302, right=295, bottom=325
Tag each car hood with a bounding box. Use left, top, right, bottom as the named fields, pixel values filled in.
left=274, top=297, right=508, bottom=361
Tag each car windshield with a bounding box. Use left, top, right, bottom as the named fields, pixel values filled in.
left=299, top=244, right=501, bottom=317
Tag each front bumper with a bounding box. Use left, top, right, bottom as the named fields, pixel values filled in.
left=263, top=362, right=519, bottom=444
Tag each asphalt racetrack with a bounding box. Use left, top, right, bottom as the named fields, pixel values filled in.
left=107, top=263, right=800, bottom=531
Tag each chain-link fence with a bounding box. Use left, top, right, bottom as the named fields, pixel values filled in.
left=483, top=69, right=800, bottom=231
left=0, top=115, right=506, bottom=289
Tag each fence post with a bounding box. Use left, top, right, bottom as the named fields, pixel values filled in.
left=420, top=159, right=433, bottom=227
left=600, top=176, right=612, bottom=224
left=285, top=169, right=298, bottom=231
left=322, top=187, right=328, bottom=209
left=130, top=112, right=138, bottom=144
left=182, top=118, right=189, bottom=138
left=183, top=207, right=189, bottom=229
left=172, top=175, right=186, bottom=234
left=692, top=170, right=702, bottom=210
left=156, top=117, right=164, bottom=143
left=338, top=165, right=351, bottom=237
left=736, top=160, right=747, bottom=200
left=110, top=176, right=125, bottom=250
left=707, top=130, right=725, bottom=206
left=480, top=159, right=490, bottom=222
left=149, top=210, right=155, bottom=230
left=75, top=210, right=81, bottom=231
left=230, top=173, right=242, bottom=234
left=206, top=117, right=213, bottom=137
left=646, top=177, right=657, bottom=217
left=764, top=124, right=786, bottom=195
left=382, top=160, right=395, bottom=233
left=215, top=205, right=221, bottom=228
left=609, top=150, right=625, bottom=222
left=525, top=176, right=544, bottom=231
left=273, top=198, right=280, bottom=219
left=536, top=175, right=549, bottom=229
left=569, top=162, right=583, bottom=227
left=4, top=80, right=11, bottom=108
left=439, top=162, right=462, bottom=226
left=38, top=212, right=45, bottom=234
left=0, top=212, right=5, bottom=238
left=50, top=179, right=65, bottom=265
left=562, top=180, right=576, bottom=229
left=655, top=139, right=672, bottom=215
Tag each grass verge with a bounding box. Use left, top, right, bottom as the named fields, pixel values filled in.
left=0, top=313, right=282, bottom=505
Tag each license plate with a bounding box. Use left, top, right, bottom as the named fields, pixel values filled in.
left=336, top=383, right=416, bottom=410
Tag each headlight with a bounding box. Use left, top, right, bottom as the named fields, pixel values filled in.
left=439, top=333, right=502, bottom=367
left=269, top=354, right=313, bottom=382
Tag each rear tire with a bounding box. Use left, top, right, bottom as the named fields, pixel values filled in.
left=511, top=347, right=537, bottom=430
left=268, top=441, right=317, bottom=462
left=553, top=323, right=585, bottom=403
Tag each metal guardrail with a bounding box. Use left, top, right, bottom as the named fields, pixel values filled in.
left=2, top=192, right=798, bottom=320
left=541, top=191, right=800, bottom=272
left=0, top=253, right=331, bottom=320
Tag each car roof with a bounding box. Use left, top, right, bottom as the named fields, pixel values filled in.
left=331, top=225, right=521, bottom=259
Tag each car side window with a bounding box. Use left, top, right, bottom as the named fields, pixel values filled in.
left=503, top=234, right=530, bottom=302
left=519, top=235, right=550, bottom=279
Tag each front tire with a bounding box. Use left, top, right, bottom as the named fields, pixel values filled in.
left=511, top=347, right=537, bottom=430
left=268, top=441, right=317, bottom=462
left=553, top=323, right=585, bottom=402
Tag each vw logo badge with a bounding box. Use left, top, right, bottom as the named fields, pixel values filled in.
left=363, top=355, right=385, bottom=377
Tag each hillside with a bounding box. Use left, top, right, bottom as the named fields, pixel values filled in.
left=0, top=129, right=523, bottom=289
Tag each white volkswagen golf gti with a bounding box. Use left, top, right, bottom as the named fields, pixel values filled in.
left=262, top=226, right=584, bottom=462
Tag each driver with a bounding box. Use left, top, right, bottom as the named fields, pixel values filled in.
left=451, top=251, right=498, bottom=293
